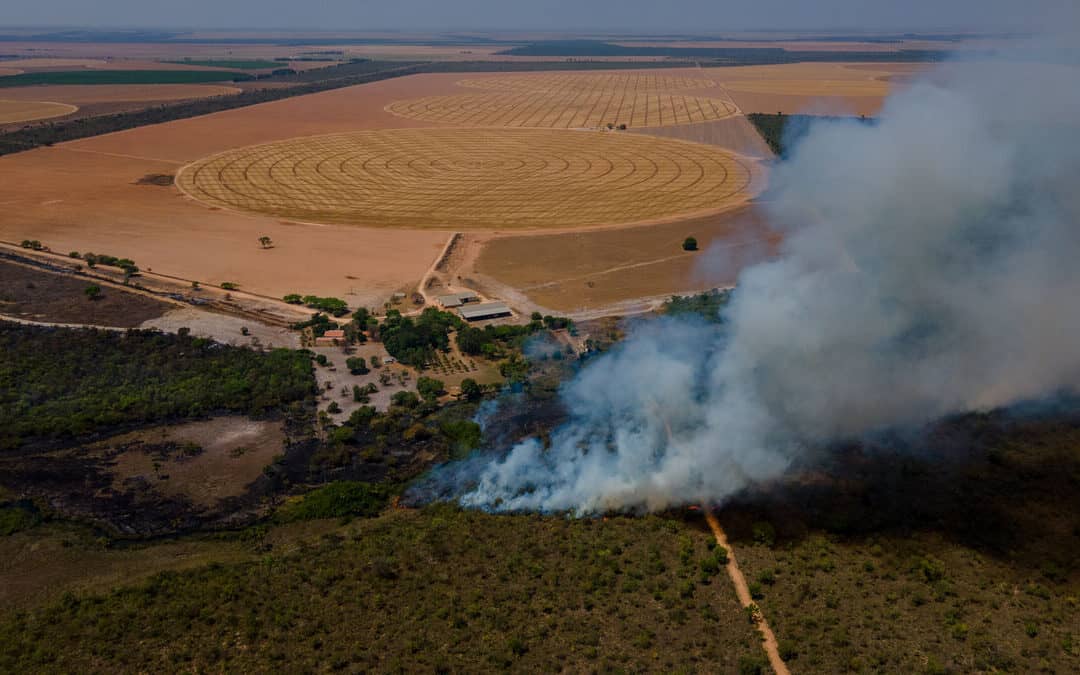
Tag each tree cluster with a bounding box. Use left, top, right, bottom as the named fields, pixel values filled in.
left=0, top=324, right=315, bottom=449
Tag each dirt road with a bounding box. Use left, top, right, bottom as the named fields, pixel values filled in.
left=704, top=510, right=791, bottom=675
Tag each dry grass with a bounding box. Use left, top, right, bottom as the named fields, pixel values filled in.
left=177, top=128, right=757, bottom=229
left=0, top=99, right=77, bottom=123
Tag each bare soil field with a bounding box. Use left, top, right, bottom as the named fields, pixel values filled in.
left=706, top=62, right=923, bottom=116
left=0, top=69, right=21, bottom=77
left=0, top=98, right=77, bottom=123
left=0, top=258, right=172, bottom=326
left=106, top=417, right=287, bottom=508
left=469, top=206, right=779, bottom=313
left=177, top=128, right=758, bottom=229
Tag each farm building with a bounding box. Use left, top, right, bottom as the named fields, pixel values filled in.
left=438, top=291, right=480, bottom=308
left=459, top=301, right=512, bottom=322
left=314, top=329, right=346, bottom=347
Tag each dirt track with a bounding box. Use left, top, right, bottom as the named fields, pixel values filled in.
left=704, top=510, right=791, bottom=675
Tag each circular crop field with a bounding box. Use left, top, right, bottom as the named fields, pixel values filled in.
left=386, top=91, right=739, bottom=129
left=176, top=129, right=757, bottom=230
left=457, top=72, right=717, bottom=93
left=0, top=99, right=77, bottom=124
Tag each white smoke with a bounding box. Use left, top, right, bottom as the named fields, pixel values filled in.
left=460, top=54, right=1080, bottom=514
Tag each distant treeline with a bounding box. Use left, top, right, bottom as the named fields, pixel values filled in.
left=0, top=61, right=424, bottom=156
left=747, top=113, right=876, bottom=157
left=0, top=70, right=252, bottom=88
left=0, top=323, right=315, bottom=450
left=420, top=60, right=699, bottom=73
left=497, top=40, right=952, bottom=64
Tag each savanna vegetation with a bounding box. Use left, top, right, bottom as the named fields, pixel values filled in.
left=663, top=288, right=732, bottom=323
left=0, top=323, right=314, bottom=449
left=719, top=410, right=1080, bottom=674
left=0, top=507, right=764, bottom=673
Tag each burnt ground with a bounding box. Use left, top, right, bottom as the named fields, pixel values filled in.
left=0, top=258, right=171, bottom=326
left=0, top=413, right=317, bottom=537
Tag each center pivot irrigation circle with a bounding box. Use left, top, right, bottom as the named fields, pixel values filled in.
left=176, top=128, right=757, bottom=230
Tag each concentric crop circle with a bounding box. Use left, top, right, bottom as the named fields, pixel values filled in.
left=176, top=128, right=757, bottom=230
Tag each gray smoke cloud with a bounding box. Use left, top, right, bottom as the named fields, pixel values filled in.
left=459, top=54, right=1080, bottom=514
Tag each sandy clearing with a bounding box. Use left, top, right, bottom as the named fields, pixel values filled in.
left=107, top=417, right=287, bottom=508
left=0, top=84, right=241, bottom=105
left=141, top=307, right=300, bottom=350
left=0, top=99, right=77, bottom=123
left=0, top=69, right=22, bottom=77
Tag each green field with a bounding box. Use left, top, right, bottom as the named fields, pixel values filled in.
left=165, top=59, right=283, bottom=70
left=0, top=70, right=251, bottom=87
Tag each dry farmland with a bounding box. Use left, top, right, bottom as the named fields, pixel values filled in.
left=0, top=99, right=77, bottom=124
left=386, top=72, right=740, bottom=128
left=177, top=128, right=758, bottom=229
left=0, top=64, right=914, bottom=314
left=707, top=62, right=920, bottom=116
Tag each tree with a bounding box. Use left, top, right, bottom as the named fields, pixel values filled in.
left=326, top=401, right=342, bottom=414
left=391, top=390, right=419, bottom=408
left=283, top=294, right=302, bottom=304
left=346, top=356, right=368, bottom=375
left=682, top=236, right=698, bottom=252
left=84, top=284, right=101, bottom=301
left=416, top=376, right=444, bottom=401
left=460, top=378, right=482, bottom=401
left=258, top=236, right=273, bottom=249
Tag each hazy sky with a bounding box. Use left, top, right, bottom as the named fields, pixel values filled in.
left=3, top=0, right=1076, bottom=33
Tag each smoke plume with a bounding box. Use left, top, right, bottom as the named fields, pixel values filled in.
left=459, top=55, right=1080, bottom=514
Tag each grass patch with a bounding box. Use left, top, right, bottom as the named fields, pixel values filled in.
left=165, top=59, right=281, bottom=70
left=275, top=482, right=391, bottom=522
